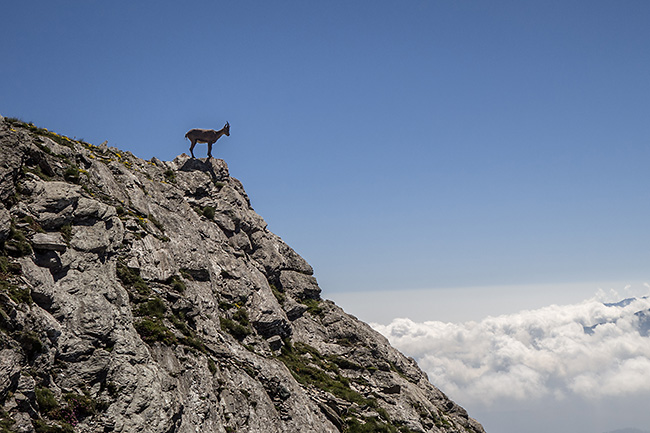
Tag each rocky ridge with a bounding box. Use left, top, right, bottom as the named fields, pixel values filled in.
left=0, top=116, right=486, bottom=433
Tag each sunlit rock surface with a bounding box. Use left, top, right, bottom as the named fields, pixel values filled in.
left=0, top=116, right=485, bottom=433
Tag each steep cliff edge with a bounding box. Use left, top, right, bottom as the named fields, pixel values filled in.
left=0, top=116, right=485, bottom=433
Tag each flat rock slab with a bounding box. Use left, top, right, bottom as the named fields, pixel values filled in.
left=31, top=232, right=67, bottom=251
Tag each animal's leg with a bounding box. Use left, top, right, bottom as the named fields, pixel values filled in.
left=207, top=142, right=213, bottom=159
left=190, top=140, right=196, bottom=158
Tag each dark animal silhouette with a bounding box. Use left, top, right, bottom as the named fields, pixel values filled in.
left=185, top=122, right=230, bottom=158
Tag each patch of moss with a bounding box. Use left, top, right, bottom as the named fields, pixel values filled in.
left=344, top=417, right=408, bottom=433
left=207, top=358, right=218, bottom=375
left=59, top=223, right=72, bottom=243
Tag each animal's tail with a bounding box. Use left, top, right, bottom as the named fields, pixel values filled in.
left=184, top=132, right=188, bottom=140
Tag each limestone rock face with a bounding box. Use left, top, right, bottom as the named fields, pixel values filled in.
left=0, top=118, right=486, bottom=433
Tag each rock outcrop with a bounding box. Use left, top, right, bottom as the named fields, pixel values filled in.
left=0, top=116, right=486, bottom=433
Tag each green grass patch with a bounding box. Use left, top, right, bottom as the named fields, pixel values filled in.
left=32, top=419, right=74, bottom=433
left=0, top=408, right=16, bottom=433
left=135, top=297, right=166, bottom=319
left=5, top=225, right=32, bottom=257
left=299, top=298, right=324, bottom=317
left=270, top=283, right=285, bottom=304
left=35, top=387, right=59, bottom=415
left=63, top=166, right=80, bottom=184
left=166, top=275, right=186, bottom=293
left=0, top=280, right=32, bottom=304
left=134, top=318, right=176, bottom=345
left=220, top=316, right=251, bottom=341
left=277, top=342, right=373, bottom=408
left=116, top=262, right=150, bottom=298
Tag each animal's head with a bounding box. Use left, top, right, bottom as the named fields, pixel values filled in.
left=224, top=122, right=230, bottom=136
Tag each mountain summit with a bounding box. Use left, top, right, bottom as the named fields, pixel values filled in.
left=0, top=116, right=485, bottom=433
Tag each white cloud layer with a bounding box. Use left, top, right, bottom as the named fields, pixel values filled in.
left=372, top=294, right=650, bottom=407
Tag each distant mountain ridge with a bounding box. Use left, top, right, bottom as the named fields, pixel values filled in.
left=0, top=116, right=485, bottom=432
left=582, top=296, right=650, bottom=336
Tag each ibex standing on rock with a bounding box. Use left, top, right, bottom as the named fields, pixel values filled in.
left=185, top=122, right=230, bottom=158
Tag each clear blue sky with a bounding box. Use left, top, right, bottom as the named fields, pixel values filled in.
left=2, top=1, right=650, bottom=296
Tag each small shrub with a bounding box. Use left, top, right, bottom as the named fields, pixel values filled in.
left=207, top=358, right=218, bottom=375
left=63, top=392, right=97, bottom=418
left=19, top=215, right=44, bottom=233
left=32, top=419, right=74, bottom=433
left=179, top=268, right=194, bottom=281
left=163, top=169, right=176, bottom=183
left=218, top=301, right=234, bottom=311
left=180, top=335, right=207, bottom=353
left=277, top=342, right=372, bottom=407
left=202, top=206, right=215, bottom=220
left=344, top=417, right=400, bottom=433
left=0, top=408, right=16, bottom=432
left=0, top=256, right=21, bottom=275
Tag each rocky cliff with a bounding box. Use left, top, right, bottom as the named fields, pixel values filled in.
left=0, top=116, right=486, bottom=433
